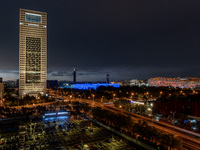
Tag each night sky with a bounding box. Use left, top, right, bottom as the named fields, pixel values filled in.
left=1, top=0, right=200, bottom=82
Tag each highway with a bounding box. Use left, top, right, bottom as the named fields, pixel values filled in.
left=71, top=98, right=200, bottom=150
left=48, top=92, right=200, bottom=150
left=104, top=105, right=200, bottom=150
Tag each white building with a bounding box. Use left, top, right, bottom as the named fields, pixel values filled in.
left=19, top=9, right=47, bottom=98
left=130, top=79, right=140, bottom=86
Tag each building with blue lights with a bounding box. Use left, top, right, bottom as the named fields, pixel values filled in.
left=60, top=83, right=120, bottom=90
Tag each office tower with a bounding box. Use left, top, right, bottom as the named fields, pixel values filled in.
left=73, top=68, right=76, bottom=83
left=0, top=78, right=2, bottom=83
left=19, top=9, right=47, bottom=98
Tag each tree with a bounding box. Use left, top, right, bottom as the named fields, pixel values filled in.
left=178, top=114, right=188, bottom=127
left=30, top=96, right=36, bottom=104
left=23, top=95, right=32, bottom=104
left=124, top=115, right=132, bottom=131
left=82, top=103, right=90, bottom=114
left=173, top=138, right=182, bottom=150
left=124, top=104, right=131, bottom=112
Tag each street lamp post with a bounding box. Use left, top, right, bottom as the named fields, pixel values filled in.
left=113, top=94, right=115, bottom=101
left=92, top=94, right=95, bottom=102
left=119, top=105, right=123, bottom=114
left=172, top=111, right=176, bottom=127
left=69, top=95, right=72, bottom=104
left=151, top=109, right=154, bottom=125
left=101, top=96, right=104, bottom=103
left=131, top=93, right=134, bottom=100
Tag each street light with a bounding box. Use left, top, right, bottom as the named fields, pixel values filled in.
left=113, top=94, right=115, bottom=100
left=131, top=93, right=134, bottom=100
left=119, top=105, right=123, bottom=114
left=101, top=96, right=104, bottom=103
left=92, top=94, right=95, bottom=102
left=69, top=95, right=72, bottom=104
left=92, top=94, right=95, bottom=107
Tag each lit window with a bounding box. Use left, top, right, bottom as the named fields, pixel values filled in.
left=26, top=13, right=41, bottom=23
left=28, top=24, right=39, bottom=27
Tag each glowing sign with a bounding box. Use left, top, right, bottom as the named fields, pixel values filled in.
left=58, top=112, right=68, bottom=115
left=28, top=24, right=39, bottom=27
left=44, top=113, right=56, bottom=116
left=26, top=13, right=41, bottom=23
left=132, top=101, right=144, bottom=105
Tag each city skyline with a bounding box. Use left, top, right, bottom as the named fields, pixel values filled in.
left=1, top=0, right=200, bottom=81
left=0, top=1, right=200, bottom=149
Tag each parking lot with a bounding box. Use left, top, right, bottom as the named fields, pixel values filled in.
left=0, top=115, right=144, bottom=150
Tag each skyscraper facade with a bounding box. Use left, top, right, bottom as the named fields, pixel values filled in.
left=19, top=9, right=47, bottom=98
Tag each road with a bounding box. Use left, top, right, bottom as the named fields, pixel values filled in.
left=47, top=91, right=200, bottom=150
left=9, top=100, right=57, bottom=109
left=66, top=97, right=200, bottom=150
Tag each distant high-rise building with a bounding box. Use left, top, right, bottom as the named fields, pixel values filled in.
left=0, top=83, right=4, bottom=99
left=107, top=74, right=110, bottom=83
left=0, top=78, right=2, bottom=83
left=19, top=9, right=47, bottom=98
left=73, top=68, right=76, bottom=83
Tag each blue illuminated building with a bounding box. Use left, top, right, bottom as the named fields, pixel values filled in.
left=60, top=83, right=120, bottom=90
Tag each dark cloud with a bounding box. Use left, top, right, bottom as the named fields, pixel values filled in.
left=1, top=0, right=200, bottom=81
left=51, top=71, right=71, bottom=77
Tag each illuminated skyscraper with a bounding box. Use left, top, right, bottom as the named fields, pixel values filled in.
left=19, top=9, right=47, bottom=98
